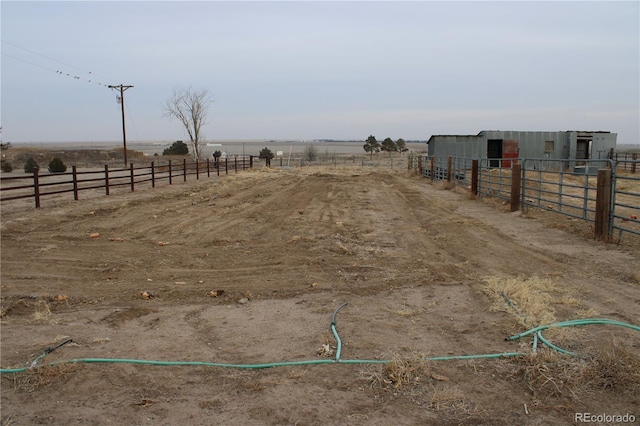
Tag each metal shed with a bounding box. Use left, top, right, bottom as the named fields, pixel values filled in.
left=427, top=130, right=617, bottom=168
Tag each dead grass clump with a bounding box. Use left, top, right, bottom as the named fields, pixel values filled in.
left=580, top=341, right=640, bottom=396
left=483, top=276, right=559, bottom=327
left=32, top=299, right=51, bottom=321
left=369, top=352, right=433, bottom=390
left=505, top=340, right=640, bottom=408
left=429, top=384, right=468, bottom=411
left=12, top=364, right=78, bottom=393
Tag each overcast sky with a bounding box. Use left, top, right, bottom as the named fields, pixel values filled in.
left=1, top=1, right=639, bottom=144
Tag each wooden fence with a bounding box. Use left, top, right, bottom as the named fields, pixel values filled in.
left=0, top=156, right=253, bottom=208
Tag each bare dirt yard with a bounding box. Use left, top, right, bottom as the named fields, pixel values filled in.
left=1, top=166, right=639, bottom=425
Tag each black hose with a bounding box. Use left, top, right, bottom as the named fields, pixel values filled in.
left=331, top=302, right=348, bottom=326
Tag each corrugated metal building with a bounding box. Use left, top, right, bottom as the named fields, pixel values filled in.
left=427, top=130, right=617, bottom=167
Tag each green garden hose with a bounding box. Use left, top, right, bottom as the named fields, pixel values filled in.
left=1, top=310, right=638, bottom=375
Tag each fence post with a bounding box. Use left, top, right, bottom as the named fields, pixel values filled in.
left=169, top=160, right=173, bottom=184
left=510, top=163, right=522, bottom=212
left=594, top=168, right=612, bottom=238
left=225, top=158, right=228, bottom=175
left=216, top=158, right=220, bottom=176
left=417, top=155, right=422, bottom=176
left=250, top=156, right=253, bottom=169
left=633, top=153, right=637, bottom=174
left=130, top=163, right=135, bottom=192
left=447, top=156, right=453, bottom=182
left=72, top=165, right=79, bottom=200
left=104, top=164, right=110, bottom=195
left=471, top=160, right=479, bottom=195
left=430, top=157, right=435, bottom=181
left=33, top=167, right=41, bottom=208
left=151, top=161, right=155, bottom=188
left=235, top=157, right=238, bottom=173
left=183, top=158, right=187, bottom=182
left=207, top=158, right=210, bottom=177
left=196, top=159, right=200, bottom=180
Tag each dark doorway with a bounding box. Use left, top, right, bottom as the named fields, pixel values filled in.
left=576, top=140, right=590, bottom=160
left=487, top=139, right=503, bottom=167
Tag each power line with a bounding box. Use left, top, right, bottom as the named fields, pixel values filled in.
left=2, top=39, right=117, bottom=84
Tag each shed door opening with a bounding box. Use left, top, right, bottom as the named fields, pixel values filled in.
left=487, top=139, right=503, bottom=167
left=576, top=138, right=591, bottom=163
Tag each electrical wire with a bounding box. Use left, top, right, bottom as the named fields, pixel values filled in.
left=2, top=40, right=117, bottom=87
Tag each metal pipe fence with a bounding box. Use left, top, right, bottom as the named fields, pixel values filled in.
left=520, top=159, right=612, bottom=222
left=478, top=158, right=518, bottom=203
left=611, top=161, right=640, bottom=240
left=415, top=155, right=640, bottom=242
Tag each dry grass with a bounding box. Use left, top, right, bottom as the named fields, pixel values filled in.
left=11, top=364, right=79, bottom=393
left=581, top=340, right=640, bottom=395
left=503, top=339, right=640, bottom=409
left=483, top=276, right=560, bottom=327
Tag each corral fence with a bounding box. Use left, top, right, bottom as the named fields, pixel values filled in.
left=0, top=156, right=253, bottom=208
left=413, top=155, right=640, bottom=242
left=0, top=152, right=412, bottom=209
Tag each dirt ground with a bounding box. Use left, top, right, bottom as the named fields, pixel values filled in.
left=1, top=166, right=639, bottom=425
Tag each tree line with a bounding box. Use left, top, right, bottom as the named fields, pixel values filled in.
left=363, top=136, right=408, bottom=158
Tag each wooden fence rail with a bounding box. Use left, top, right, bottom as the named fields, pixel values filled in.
left=0, top=156, right=254, bottom=208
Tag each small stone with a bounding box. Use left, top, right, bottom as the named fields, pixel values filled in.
left=238, top=298, right=249, bottom=305
left=90, top=233, right=100, bottom=238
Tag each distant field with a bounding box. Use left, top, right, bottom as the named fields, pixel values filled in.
left=11, top=140, right=430, bottom=158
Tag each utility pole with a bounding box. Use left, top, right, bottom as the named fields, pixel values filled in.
left=108, top=84, right=134, bottom=166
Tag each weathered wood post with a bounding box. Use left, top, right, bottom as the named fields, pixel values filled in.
left=104, top=164, right=110, bottom=195
left=130, top=163, right=135, bottom=192
left=206, top=158, right=210, bottom=177
left=183, top=158, right=187, bottom=182
left=471, top=160, right=479, bottom=195
left=72, top=165, right=79, bottom=200
left=594, top=168, right=612, bottom=238
left=430, top=157, right=435, bottom=182
left=196, top=159, right=200, bottom=180
left=33, top=167, right=40, bottom=208
left=510, top=163, right=522, bottom=212
left=447, top=156, right=453, bottom=182
left=168, top=160, right=173, bottom=184
left=151, top=161, right=155, bottom=187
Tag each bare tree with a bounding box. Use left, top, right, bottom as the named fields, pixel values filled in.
left=164, top=88, right=212, bottom=161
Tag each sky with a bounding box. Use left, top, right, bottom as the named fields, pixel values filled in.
left=1, top=1, right=639, bottom=144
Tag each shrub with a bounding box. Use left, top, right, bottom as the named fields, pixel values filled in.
left=24, top=157, right=39, bottom=173
left=259, top=147, right=274, bottom=167
left=1, top=160, right=13, bottom=172
left=163, top=140, right=189, bottom=156
left=258, top=147, right=274, bottom=160
left=48, top=157, right=67, bottom=173
left=303, top=145, right=318, bottom=162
